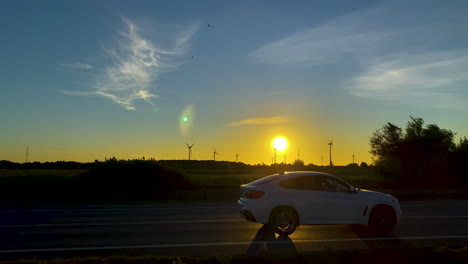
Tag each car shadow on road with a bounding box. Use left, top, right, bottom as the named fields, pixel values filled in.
left=246, top=225, right=297, bottom=256
left=350, top=225, right=412, bottom=250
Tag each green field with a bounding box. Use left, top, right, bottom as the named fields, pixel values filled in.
left=187, top=167, right=384, bottom=189
left=1, top=166, right=467, bottom=205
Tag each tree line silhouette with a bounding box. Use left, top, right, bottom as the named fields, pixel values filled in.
left=370, top=116, right=468, bottom=188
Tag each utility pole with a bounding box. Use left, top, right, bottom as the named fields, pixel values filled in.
left=25, top=146, right=29, bottom=163
left=352, top=154, right=355, bottom=164
left=273, top=148, right=277, bottom=164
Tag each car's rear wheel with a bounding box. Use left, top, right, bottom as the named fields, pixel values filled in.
left=368, top=205, right=396, bottom=233
left=269, top=207, right=298, bottom=236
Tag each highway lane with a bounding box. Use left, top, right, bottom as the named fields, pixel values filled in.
left=1, top=201, right=468, bottom=259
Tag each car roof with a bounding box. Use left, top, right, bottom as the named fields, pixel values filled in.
left=245, top=171, right=337, bottom=186
left=282, top=171, right=333, bottom=177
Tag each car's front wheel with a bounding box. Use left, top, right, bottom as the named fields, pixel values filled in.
left=368, top=205, right=396, bottom=233
left=269, top=207, right=298, bottom=236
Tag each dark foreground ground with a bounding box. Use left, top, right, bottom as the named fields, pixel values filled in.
left=1, top=248, right=468, bottom=264
left=1, top=201, right=468, bottom=262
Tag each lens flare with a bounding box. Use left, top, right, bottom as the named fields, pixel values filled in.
left=179, top=104, right=195, bottom=137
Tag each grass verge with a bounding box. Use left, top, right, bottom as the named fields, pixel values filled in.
left=2, top=247, right=468, bottom=264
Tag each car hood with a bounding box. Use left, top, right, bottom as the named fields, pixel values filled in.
left=357, top=189, right=396, bottom=201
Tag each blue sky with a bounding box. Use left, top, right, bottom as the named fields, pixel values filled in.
left=2, top=0, right=468, bottom=165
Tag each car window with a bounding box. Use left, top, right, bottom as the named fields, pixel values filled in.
left=322, top=176, right=350, bottom=192
left=280, top=176, right=323, bottom=191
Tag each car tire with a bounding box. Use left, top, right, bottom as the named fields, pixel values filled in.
left=368, top=205, right=396, bottom=233
left=269, top=207, right=298, bottom=236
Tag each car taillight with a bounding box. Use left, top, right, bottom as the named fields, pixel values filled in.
left=245, top=190, right=265, bottom=198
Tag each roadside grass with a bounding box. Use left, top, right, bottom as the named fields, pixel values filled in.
left=0, top=169, right=87, bottom=177
left=2, top=247, right=468, bottom=264
left=1, top=166, right=467, bottom=206
left=187, top=167, right=384, bottom=189
left=187, top=173, right=263, bottom=188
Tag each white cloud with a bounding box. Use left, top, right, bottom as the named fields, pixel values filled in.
left=248, top=0, right=468, bottom=110
left=229, top=116, right=289, bottom=127
left=350, top=51, right=468, bottom=110
left=249, top=1, right=467, bottom=67
left=63, top=17, right=199, bottom=110
left=59, top=62, right=93, bottom=70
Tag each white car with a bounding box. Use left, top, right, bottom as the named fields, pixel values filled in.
left=238, top=171, right=401, bottom=235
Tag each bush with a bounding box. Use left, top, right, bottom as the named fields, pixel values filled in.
left=73, top=160, right=191, bottom=201
left=0, top=159, right=192, bottom=205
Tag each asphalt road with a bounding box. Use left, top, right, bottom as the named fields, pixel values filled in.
left=1, top=200, right=468, bottom=259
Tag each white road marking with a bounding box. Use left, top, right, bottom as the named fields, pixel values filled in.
left=3, top=215, right=468, bottom=228
left=403, top=215, right=468, bottom=219
left=401, top=203, right=468, bottom=207
left=1, top=235, right=468, bottom=254
left=0, top=206, right=236, bottom=213
left=1, top=201, right=468, bottom=212
left=0, top=219, right=243, bottom=228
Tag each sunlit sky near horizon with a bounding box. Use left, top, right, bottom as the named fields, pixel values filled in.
left=2, top=0, right=468, bottom=165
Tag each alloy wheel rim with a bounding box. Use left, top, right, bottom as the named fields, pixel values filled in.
left=377, top=211, right=393, bottom=228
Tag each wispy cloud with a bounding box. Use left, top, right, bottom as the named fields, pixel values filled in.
left=59, top=62, right=93, bottom=70
left=249, top=4, right=395, bottom=66
left=229, top=116, right=289, bottom=127
left=249, top=0, right=468, bottom=109
left=249, top=1, right=467, bottom=67
left=350, top=51, right=468, bottom=110
left=63, top=17, right=199, bottom=110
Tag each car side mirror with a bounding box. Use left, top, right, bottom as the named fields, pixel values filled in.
left=349, top=186, right=358, bottom=193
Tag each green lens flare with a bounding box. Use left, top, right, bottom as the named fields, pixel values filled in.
left=179, top=104, right=195, bottom=137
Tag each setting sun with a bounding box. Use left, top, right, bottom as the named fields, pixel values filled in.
left=273, top=137, right=288, bottom=151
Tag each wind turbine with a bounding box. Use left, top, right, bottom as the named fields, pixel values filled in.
left=328, top=139, right=333, bottom=166
left=235, top=153, right=240, bottom=163
left=213, top=147, right=219, bottom=161
left=185, top=143, right=194, bottom=160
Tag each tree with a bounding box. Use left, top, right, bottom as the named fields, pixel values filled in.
left=369, top=117, right=460, bottom=187
left=450, top=137, right=468, bottom=184
left=370, top=122, right=403, bottom=158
